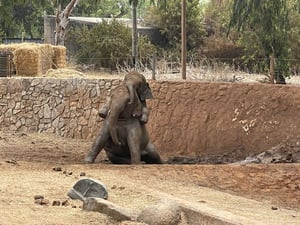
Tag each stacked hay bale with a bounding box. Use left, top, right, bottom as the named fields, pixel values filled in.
left=52, top=45, right=67, bottom=69
left=40, top=44, right=55, bottom=73
left=13, top=43, right=54, bottom=76
left=0, top=43, right=66, bottom=77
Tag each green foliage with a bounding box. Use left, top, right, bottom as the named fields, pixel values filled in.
left=73, top=20, right=157, bottom=69
left=0, top=29, right=4, bottom=43
left=144, top=0, right=206, bottom=53
left=228, top=0, right=295, bottom=80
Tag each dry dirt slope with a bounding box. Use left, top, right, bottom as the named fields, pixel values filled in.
left=0, top=131, right=299, bottom=225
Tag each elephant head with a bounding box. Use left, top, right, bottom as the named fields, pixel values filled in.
left=124, top=72, right=153, bottom=104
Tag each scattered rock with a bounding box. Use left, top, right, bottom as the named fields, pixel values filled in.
left=137, top=198, right=181, bottom=225
left=83, top=197, right=138, bottom=222
left=238, top=143, right=299, bottom=164
left=271, top=206, right=278, bottom=210
left=120, top=221, right=147, bottom=225
left=5, top=159, right=18, bottom=165
left=80, top=172, right=86, bottom=176
left=53, top=167, right=62, bottom=171
left=68, top=178, right=108, bottom=201
left=52, top=200, right=61, bottom=206
left=35, top=198, right=50, bottom=205
left=34, top=195, right=44, bottom=200
left=62, top=200, right=69, bottom=206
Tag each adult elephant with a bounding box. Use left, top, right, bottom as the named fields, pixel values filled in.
left=85, top=72, right=162, bottom=164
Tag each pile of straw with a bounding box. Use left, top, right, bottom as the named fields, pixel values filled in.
left=14, top=43, right=55, bottom=76
left=52, top=45, right=66, bottom=69
left=0, top=43, right=66, bottom=76
left=39, top=44, right=54, bottom=74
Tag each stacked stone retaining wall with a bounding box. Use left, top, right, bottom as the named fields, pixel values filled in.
left=1, top=77, right=300, bottom=159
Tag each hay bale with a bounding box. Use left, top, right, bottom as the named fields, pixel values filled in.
left=1, top=43, right=66, bottom=76
left=39, top=44, right=54, bottom=74
left=13, top=43, right=41, bottom=76
left=52, top=45, right=66, bottom=68
left=12, top=43, right=55, bottom=76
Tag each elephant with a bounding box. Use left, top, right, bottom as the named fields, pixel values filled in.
left=85, top=72, right=162, bottom=164
left=98, top=71, right=152, bottom=145
left=85, top=116, right=163, bottom=164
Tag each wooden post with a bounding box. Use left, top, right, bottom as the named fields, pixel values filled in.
left=152, top=53, right=156, bottom=80
left=181, top=0, right=187, bottom=80
left=132, top=1, right=138, bottom=70
left=270, top=53, right=275, bottom=84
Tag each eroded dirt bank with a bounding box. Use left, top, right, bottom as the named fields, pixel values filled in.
left=0, top=131, right=299, bottom=224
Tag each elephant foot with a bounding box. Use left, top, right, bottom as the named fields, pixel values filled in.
left=84, top=155, right=95, bottom=164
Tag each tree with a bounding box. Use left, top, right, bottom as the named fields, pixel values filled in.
left=129, top=0, right=138, bottom=68
left=54, top=0, right=79, bottom=45
left=144, top=0, right=205, bottom=52
left=228, top=0, right=298, bottom=83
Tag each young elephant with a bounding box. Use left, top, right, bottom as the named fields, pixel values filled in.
left=85, top=72, right=162, bottom=164
left=99, top=72, right=153, bottom=146
left=85, top=117, right=162, bottom=164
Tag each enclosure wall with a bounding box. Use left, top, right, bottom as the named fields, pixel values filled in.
left=1, top=77, right=299, bottom=159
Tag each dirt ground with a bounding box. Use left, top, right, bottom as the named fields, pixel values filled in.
left=0, top=130, right=299, bottom=225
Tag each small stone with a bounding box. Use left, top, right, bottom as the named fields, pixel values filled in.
left=111, top=185, right=117, bottom=189
left=271, top=206, right=278, bottom=210
left=35, top=198, right=50, bottom=205
left=34, top=195, right=44, bottom=200
left=53, top=167, right=62, bottom=171
left=62, top=200, right=70, bottom=206
left=119, top=186, right=125, bottom=190
left=52, top=200, right=61, bottom=206
left=68, top=172, right=73, bottom=175
left=80, top=172, right=86, bottom=176
left=72, top=205, right=77, bottom=208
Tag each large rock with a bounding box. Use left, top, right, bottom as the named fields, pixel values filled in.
left=83, top=197, right=138, bottom=222
left=137, top=198, right=182, bottom=225
left=68, top=178, right=108, bottom=201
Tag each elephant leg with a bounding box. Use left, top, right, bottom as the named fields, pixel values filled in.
left=142, top=142, right=163, bottom=164
left=85, top=122, right=110, bottom=163
left=127, top=122, right=142, bottom=164
left=106, top=151, right=131, bottom=164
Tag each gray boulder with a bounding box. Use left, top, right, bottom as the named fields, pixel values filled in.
left=137, top=198, right=182, bottom=225
left=68, top=178, right=108, bottom=201
left=83, top=197, right=138, bottom=222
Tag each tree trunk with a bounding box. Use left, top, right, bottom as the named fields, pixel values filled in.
left=55, top=0, right=79, bottom=46
left=132, top=1, right=138, bottom=70
left=269, top=52, right=275, bottom=84
left=181, top=0, right=186, bottom=79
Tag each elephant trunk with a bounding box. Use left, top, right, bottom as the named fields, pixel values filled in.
left=126, top=83, right=135, bottom=104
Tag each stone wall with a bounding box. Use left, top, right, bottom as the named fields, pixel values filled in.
left=1, top=77, right=300, bottom=159
left=0, top=78, right=121, bottom=139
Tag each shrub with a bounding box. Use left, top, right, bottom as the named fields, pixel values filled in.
left=72, top=20, right=157, bottom=70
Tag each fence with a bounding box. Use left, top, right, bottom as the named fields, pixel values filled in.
left=0, top=51, right=14, bottom=77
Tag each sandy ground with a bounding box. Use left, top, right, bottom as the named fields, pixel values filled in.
left=0, top=131, right=299, bottom=225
